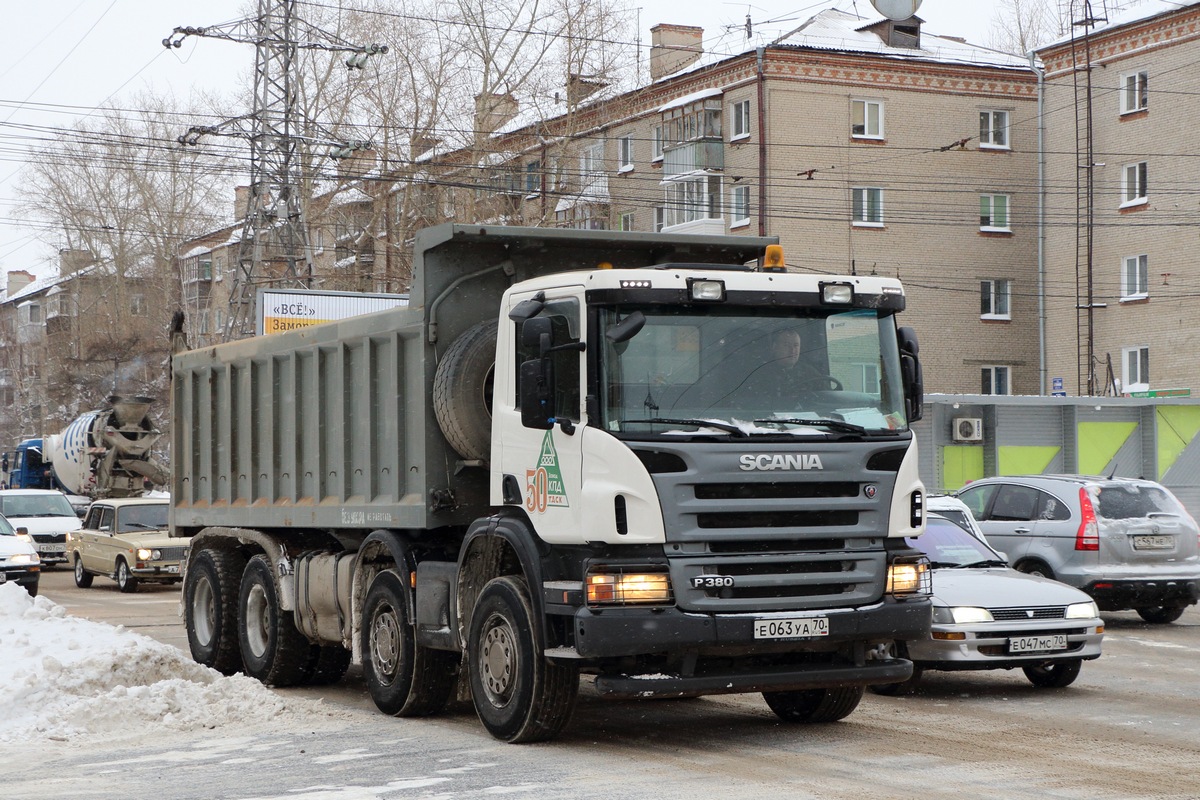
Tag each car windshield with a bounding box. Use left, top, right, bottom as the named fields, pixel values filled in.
left=933, top=508, right=974, bottom=534
left=907, top=517, right=1004, bottom=568
left=598, top=305, right=908, bottom=437
left=1093, top=482, right=1187, bottom=520
left=118, top=504, right=169, bottom=532
left=0, top=515, right=15, bottom=536
left=0, top=493, right=76, bottom=518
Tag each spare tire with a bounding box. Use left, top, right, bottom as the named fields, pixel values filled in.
left=434, top=320, right=498, bottom=461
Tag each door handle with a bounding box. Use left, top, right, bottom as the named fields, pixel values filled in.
left=1013, top=527, right=1031, bottom=534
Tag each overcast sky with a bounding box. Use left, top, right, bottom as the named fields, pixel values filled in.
left=0, top=0, right=1003, bottom=281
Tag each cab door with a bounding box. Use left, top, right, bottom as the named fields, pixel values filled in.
left=493, top=289, right=587, bottom=545
left=81, top=505, right=115, bottom=573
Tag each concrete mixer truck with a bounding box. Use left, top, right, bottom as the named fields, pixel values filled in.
left=3, top=395, right=169, bottom=502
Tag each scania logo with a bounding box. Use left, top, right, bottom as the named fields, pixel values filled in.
left=864, top=484, right=878, bottom=499
left=739, top=454, right=824, bottom=471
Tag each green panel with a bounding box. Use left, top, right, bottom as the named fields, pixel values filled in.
left=942, top=446, right=984, bottom=491
left=1157, top=406, right=1200, bottom=479
left=998, top=446, right=1060, bottom=476
left=1077, top=421, right=1137, bottom=475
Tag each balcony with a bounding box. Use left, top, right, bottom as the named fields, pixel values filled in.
left=662, top=140, right=724, bottom=178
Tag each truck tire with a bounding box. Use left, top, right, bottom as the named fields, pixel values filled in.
left=762, top=686, right=864, bottom=723
left=305, top=644, right=352, bottom=686
left=433, top=320, right=497, bottom=462
left=237, top=554, right=312, bottom=687
left=362, top=570, right=458, bottom=716
left=185, top=549, right=247, bottom=675
left=467, top=576, right=579, bottom=743
left=116, top=558, right=139, bottom=593
left=74, top=556, right=94, bottom=588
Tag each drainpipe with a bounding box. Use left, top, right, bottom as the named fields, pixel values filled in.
left=1032, top=53, right=1047, bottom=396
left=756, top=46, right=767, bottom=237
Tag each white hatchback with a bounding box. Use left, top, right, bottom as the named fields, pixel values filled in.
left=0, top=489, right=83, bottom=567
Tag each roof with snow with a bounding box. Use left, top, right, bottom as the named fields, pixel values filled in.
left=1038, top=0, right=1200, bottom=50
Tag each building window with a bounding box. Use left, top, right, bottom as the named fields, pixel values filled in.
left=617, top=136, right=634, bottom=172
left=664, top=175, right=722, bottom=228
left=654, top=205, right=665, bottom=232
left=730, top=185, right=750, bottom=226
left=851, top=187, right=883, bottom=226
left=526, top=160, right=541, bottom=194
left=981, top=366, right=1011, bottom=395
left=651, top=126, right=664, bottom=161
left=1121, top=161, right=1147, bottom=207
left=1123, top=346, right=1149, bottom=392
left=548, top=155, right=561, bottom=190
left=1120, top=70, right=1148, bottom=114
left=981, top=279, right=1011, bottom=319
left=1122, top=254, right=1148, bottom=300
left=130, top=294, right=146, bottom=316
left=580, top=142, right=604, bottom=176
left=979, top=110, right=1009, bottom=149
left=980, top=194, right=1010, bottom=231
left=731, top=99, right=751, bottom=140
left=851, top=99, right=883, bottom=139
left=619, top=211, right=635, bottom=231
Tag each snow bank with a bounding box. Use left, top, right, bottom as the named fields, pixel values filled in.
left=0, top=583, right=309, bottom=742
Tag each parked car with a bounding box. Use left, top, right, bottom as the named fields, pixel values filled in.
left=873, top=515, right=1104, bottom=695
left=927, top=494, right=986, bottom=542
left=0, top=489, right=83, bottom=567
left=956, top=475, right=1200, bottom=623
left=66, top=497, right=185, bottom=593
left=0, top=511, right=41, bottom=595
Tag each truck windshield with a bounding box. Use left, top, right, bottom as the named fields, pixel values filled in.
left=599, top=306, right=908, bottom=436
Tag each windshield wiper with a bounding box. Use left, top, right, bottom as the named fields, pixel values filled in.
left=945, top=559, right=1008, bottom=570
left=124, top=523, right=161, bottom=530
left=754, top=418, right=867, bottom=435
left=623, top=418, right=748, bottom=437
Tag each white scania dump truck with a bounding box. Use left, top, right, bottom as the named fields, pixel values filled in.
left=171, top=224, right=931, bottom=742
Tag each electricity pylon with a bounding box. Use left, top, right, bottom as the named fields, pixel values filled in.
left=166, top=0, right=386, bottom=340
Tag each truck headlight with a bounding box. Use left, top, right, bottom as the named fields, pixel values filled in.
left=586, top=569, right=672, bottom=605
left=886, top=557, right=930, bottom=597
left=950, top=606, right=994, bottom=624
left=1066, top=601, right=1099, bottom=620
left=137, top=548, right=153, bottom=561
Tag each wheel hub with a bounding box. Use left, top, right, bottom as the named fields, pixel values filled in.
left=245, top=583, right=270, bottom=657
left=192, top=576, right=216, bottom=645
left=370, top=605, right=401, bottom=680
left=479, top=614, right=516, bottom=704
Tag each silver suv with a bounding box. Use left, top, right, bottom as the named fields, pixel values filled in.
left=956, top=475, right=1200, bottom=623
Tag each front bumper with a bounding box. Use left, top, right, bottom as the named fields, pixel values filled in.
left=0, top=567, right=40, bottom=592
left=131, top=563, right=183, bottom=579
left=571, top=597, right=931, bottom=658
left=1083, top=579, right=1199, bottom=611
left=907, top=619, right=1104, bottom=668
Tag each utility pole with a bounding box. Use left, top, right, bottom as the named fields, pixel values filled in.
left=166, top=0, right=386, bottom=340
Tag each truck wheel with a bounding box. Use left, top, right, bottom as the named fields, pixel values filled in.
left=762, top=686, right=864, bottom=723
left=433, top=320, right=497, bottom=462
left=185, top=549, right=246, bottom=674
left=1136, top=605, right=1187, bottom=624
left=467, top=576, right=579, bottom=743
left=1023, top=658, right=1082, bottom=688
left=237, top=554, right=312, bottom=687
left=74, top=556, right=94, bottom=588
left=305, top=644, right=352, bottom=686
left=362, top=570, right=458, bottom=716
left=116, top=559, right=139, bottom=593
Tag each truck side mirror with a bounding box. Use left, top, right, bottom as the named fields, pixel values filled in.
left=605, top=310, right=646, bottom=344
left=897, top=326, right=923, bottom=422
left=519, top=358, right=555, bottom=430
left=521, top=317, right=553, bottom=355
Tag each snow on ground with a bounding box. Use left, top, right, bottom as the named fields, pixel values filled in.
left=0, top=583, right=340, bottom=743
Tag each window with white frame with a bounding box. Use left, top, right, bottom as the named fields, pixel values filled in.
left=619, top=211, right=635, bottom=231
left=979, top=110, right=1009, bottom=148
left=852, top=187, right=883, bottom=226
left=981, top=365, right=1011, bottom=395
left=1120, top=70, right=1149, bottom=114
left=851, top=99, right=883, bottom=139
left=651, top=126, right=664, bottom=161
left=130, top=294, right=147, bottom=316
left=980, top=279, right=1011, bottom=319
left=664, top=175, right=722, bottom=228
left=618, top=135, right=634, bottom=171
left=1121, top=161, right=1147, bottom=206
left=548, top=155, right=561, bottom=190
left=1122, top=254, right=1149, bottom=300
left=1123, top=346, right=1149, bottom=391
left=526, top=160, right=541, bottom=193
left=730, top=185, right=750, bottom=226
left=980, top=194, right=1010, bottom=231
left=731, top=99, right=751, bottom=140
left=654, top=205, right=665, bottom=232
left=580, top=142, right=604, bottom=176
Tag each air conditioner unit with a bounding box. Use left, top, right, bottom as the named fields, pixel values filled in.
left=953, top=417, right=984, bottom=443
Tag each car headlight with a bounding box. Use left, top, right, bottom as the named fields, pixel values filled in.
left=1066, top=601, right=1100, bottom=620
left=17, top=532, right=33, bottom=543
left=8, top=553, right=39, bottom=565
left=137, top=548, right=153, bottom=561
left=586, top=569, right=672, bottom=605
left=949, top=606, right=994, bottom=624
